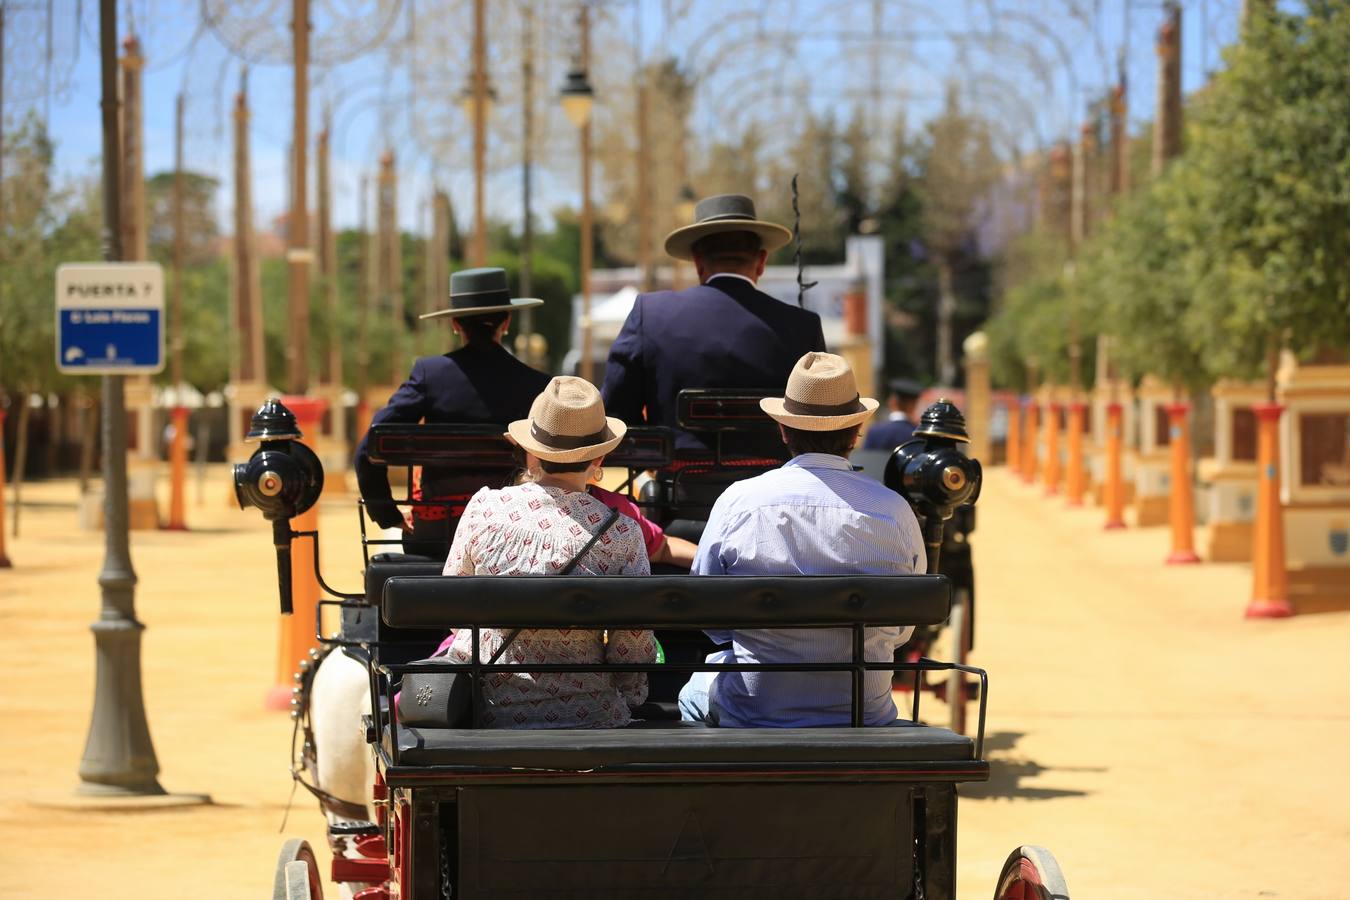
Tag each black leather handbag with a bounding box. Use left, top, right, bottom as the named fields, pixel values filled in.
left=397, top=507, right=622, bottom=729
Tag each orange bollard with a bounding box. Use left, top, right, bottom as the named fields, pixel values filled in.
left=1044, top=402, right=1062, bottom=495
left=1246, top=403, right=1292, bottom=617
left=265, top=395, right=330, bottom=710
left=165, top=406, right=189, bottom=531
left=1005, top=398, right=1022, bottom=472
left=1164, top=402, right=1200, bottom=564
left=1021, top=402, right=1039, bottom=483
left=1065, top=402, right=1086, bottom=506
left=1103, top=402, right=1127, bottom=530
left=356, top=399, right=373, bottom=440
left=0, top=409, right=10, bottom=568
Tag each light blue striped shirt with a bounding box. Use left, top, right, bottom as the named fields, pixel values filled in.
left=692, top=453, right=926, bottom=727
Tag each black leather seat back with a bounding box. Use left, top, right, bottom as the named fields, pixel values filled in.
left=382, top=574, right=950, bottom=631
left=363, top=554, right=449, bottom=664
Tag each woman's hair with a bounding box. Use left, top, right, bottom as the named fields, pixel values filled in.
left=781, top=424, right=860, bottom=458
left=456, top=311, right=510, bottom=345
left=537, top=458, right=593, bottom=474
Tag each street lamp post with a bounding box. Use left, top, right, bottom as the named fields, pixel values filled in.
left=461, top=0, right=490, bottom=267
left=560, top=6, right=595, bottom=382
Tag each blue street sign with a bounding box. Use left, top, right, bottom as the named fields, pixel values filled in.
left=56, top=263, right=165, bottom=374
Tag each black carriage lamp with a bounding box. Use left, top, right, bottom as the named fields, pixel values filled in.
left=885, top=399, right=983, bottom=573
left=234, top=399, right=325, bottom=615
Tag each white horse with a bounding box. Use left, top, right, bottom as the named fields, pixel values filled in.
left=298, top=646, right=379, bottom=900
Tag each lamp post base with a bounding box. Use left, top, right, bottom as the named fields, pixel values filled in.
left=34, top=789, right=211, bottom=811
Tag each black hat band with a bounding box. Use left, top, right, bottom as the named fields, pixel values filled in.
left=530, top=422, right=611, bottom=450
left=782, top=394, right=865, bottom=417
left=451, top=288, right=512, bottom=310
left=697, top=213, right=756, bottom=224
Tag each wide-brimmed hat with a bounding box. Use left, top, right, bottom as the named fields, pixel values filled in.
left=506, top=376, right=628, bottom=463
left=663, top=194, right=793, bottom=262
left=760, top=352, right=879, bottom=431
left=419, top=267, right=543, bottom=320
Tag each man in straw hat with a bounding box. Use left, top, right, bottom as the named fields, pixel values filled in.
left=677, top=352, right=926, bottom=727
left=355, top=267, right=550, bottom=559
left=602, top=194, right=826, bottom=452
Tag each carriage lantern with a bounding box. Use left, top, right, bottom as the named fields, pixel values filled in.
left=885, top=399, right=983, bottom=572
left=233, top=399, right=325, bottom=614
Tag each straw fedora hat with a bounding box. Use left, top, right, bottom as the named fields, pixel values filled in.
left=760, top=352, right=879, bottom=431
left=663, top=194, right=793, bottom=262
left=507, top=376, right=628, bottom=463
left=419, top=267, right=543, bottom=320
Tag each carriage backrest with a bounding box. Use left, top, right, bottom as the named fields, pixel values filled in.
left=364, top=423, right=676, bottom=472
left=380, top=573, right=951, bottom=631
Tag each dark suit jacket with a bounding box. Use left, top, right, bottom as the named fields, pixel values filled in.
left=601, top=275, right=826, bottom=451
left=354, top=342, right=551, bottom=529
left=862, top=416, right=917, bottom=452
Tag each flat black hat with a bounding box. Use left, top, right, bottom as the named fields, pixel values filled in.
left=419, top=267, right=544, bottom=320
left=886, top=377, right=924, bottom=399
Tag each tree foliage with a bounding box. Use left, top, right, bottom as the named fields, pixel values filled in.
left=991, top=2, right=1350, bottom=389
left=1174, top=1, right=1350, bottom=377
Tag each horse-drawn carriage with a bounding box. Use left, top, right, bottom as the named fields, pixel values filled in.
left=234, top=393, right=1068, bottom=900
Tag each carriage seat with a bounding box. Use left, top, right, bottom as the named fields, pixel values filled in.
left=391, top=722, right=974, bottom=769
left=341, top=553, right=449, bottom=657
left=377, top=573, right=976, bottom=771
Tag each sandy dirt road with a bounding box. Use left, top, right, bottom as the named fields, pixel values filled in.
left=0, top=466, right=1347, bottom=898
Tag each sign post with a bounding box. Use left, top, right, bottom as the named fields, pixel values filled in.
left=57, top=262, right=167, bottom=797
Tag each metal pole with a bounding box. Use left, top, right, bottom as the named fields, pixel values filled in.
left=167, top=92, right=187, bottom=530
left=356, top=174, right=371, bottom=433
left=78, top=0, right=163, bottom=796
left=635, top=64, right=652, bottom=289
left=579, top=4, right=594, bottom=383
left=471, top=0, right=487, bottom=267
left=288, top=0, right=311, bottom=394
left=520, top=1, right=534, bottom=336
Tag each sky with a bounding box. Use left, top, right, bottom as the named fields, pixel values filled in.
left=6, top=0, right=1249, bottom=239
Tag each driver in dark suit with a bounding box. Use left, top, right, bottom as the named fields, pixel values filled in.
left=601, top=194, right=826, bottom=454
left=862, top=378, right=923, bottom=451
left=354, top=267, right=550, bottom=559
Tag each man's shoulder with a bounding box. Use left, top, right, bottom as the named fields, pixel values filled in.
left=633, top=284, right=719, bottom=313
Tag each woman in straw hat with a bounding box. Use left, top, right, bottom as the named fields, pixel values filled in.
left=437, top=376, right=657, bottom=728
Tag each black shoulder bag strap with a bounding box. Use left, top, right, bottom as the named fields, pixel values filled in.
left=483, top=505, right=623, bottom=666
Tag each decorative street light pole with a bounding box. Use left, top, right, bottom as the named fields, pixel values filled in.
left=460, top=0, right=491, bottom=267
left=78, top=0, right=162, bottom=797
left=560, top=6, right=595, bottom=382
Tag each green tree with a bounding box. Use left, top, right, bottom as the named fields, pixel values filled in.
left=1081, top=178, right=1209, bottom=395
left=914, top=85, right=1000, bottom=385
left=1175, top=2, right=1350, bottom=387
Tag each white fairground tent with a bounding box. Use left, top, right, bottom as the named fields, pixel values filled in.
left=564, top=235, right=884, bottom=380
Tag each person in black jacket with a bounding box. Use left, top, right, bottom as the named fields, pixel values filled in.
left=354, top=267, right=550, bottom=559
left=601, top=194, right=826, bottom=455
left=861, top=377, right=923, bottom=451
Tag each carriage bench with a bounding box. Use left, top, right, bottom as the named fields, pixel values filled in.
left=367, top=574, right=989, bottom=900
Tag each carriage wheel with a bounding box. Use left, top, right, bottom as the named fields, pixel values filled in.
left=992, top=845, right=1069, bottom=900
left=272, top=838, right=323, bottom=900
left=947, top=588, right=970, bottom=735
